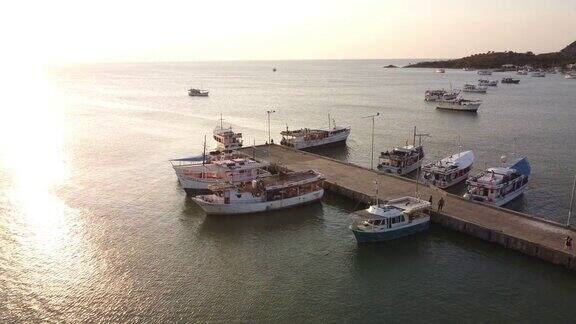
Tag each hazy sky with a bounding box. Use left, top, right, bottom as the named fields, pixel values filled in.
left=8, top=0, right=576, bottom=63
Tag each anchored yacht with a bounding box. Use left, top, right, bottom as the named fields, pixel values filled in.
left=436, top=96, right=482, bottom=112
left=463, top=84, right=487, bottom=93
left=350, top=196, right=431, bottom=243
left=192, top=170, right=324, bottom=215
left=464, top=157, right=531, bottom=206
left=421, top=151, right=474, bottom=189
left=478, top=79, right=498, bottom=87
left=501, top=77, right=520, bottom=84
left=280, top=116, right=350, bottom=150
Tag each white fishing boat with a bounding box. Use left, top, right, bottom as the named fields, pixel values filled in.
left=171, top=157, right=271, bottom=194
left=280, top=115, right=350, bottom=150
left=436, top=97, right=482, bottom=112
left=422, top=151, right=474, bottom=189
left=350, top=196, right=431, bottom=243
left=436, top=68, right=445, bottom=73
left=478, top=79, right=498, bottom=87
left=188, top=88, right=209, bottom=97
left=377, top=127, right=428, bottom=175
left=477, top=70, right=492, bottom=75
left=516, top=70, right=528, bottom=76
left=463, top=84, right=487, bottom=93
left=531, top=71, right=546, bottom=77
left=213, top=116, right=243, bottom=152
left=424, top=89, right=460, bottom=102
left=464, top=157, right=531, bottom=206
left=192, top=170, right=324, bottom=215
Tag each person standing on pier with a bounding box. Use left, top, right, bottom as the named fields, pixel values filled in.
left=438, top=197, right=445, bottom=212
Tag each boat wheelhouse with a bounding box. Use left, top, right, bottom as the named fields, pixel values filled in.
left=463, top=84, right=487, bottom=93
left=280, top=117, right=350, bottom=150
left=464, top=157, right=531, bottom=207
left=172, top=157, right=271, bottom=194
left=501, top=77, right=520, bottom=84
left=478, top=79, right=498, bottom=87
left=436, top=97, right=482, bottom=112
left=421, top=151, right=474, bottom=189
left=377, top=127, right=428, bottom=175
left=192, top=170, right=324, bottom=215
left=188, top=88, right=209, bottom=97
left=350, top=197, right=431, bottom=243
left=424, top=89, right=460, bottom=102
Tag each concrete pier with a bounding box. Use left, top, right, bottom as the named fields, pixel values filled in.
left=241, top=144, right=576, bottom=271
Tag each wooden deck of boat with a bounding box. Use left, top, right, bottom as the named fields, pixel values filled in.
left=241, top=144, right=576, bottom=270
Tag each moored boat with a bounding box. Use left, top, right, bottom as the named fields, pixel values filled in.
left=531, top=71, right=546, bottom=77
left=421, top=151, right=474, bottom=189
left=213, top=117, right=243, bottom=152
left=478, top=79, right=498, bottom=87
left=280, top=116, right=350, bottom=150
left=464, top=157, right=531, bottom=206
left=477, top=70, right=492, bottom=75
left=192, top=170, right=325, bottom=215
left=350, top=196, right=431, bottom=243
left=188, top=88, right=209, bottom=97
left=463, top=84, right=488, bottom=93
left=424, top=89, right=460, bottom=102
left=516, top=70, right=528, bottom=75
left=172, top=157, right=271, bottom=195
left=436, top=68, right=445, bottom=73
left=377, top=127, right=428, bottom=175
left=436, top=97, right=481, bottom=112
left=565, top=73, right=576, bottom=79
left=501, top=77, right=520, bottom=84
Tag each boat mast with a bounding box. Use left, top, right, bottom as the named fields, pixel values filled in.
left=568, top=174, right=576, bottom=227
left=220, top=114, right=223, bottom=130
left=328, top=113, right=331, bottom=130
left=202, top=134, right=207, bottom=165
left=374, top=180, right=379, bottom=206
left=362, top=113, right=380, bottom=170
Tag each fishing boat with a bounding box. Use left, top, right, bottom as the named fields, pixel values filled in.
left=377, top=127, right=428, bottom=175
left=280, top=115, right=350, bottom=150
left=436, top=97, right=482, bottom=112
left=464, top=156, right=531, bottom=206
left=192, top=169, right=324, bottom=215
left=463, top=84, right=488, bottom=93
left=188, top=88, right=209, bottom=97
left=478, top=79, right=498, bottom=87
left=565, top=73, right=576, bottom=79
left=436, top=68, right=445, bottom=73
left=516, top=70, right=528, bottom=75
left=501, top=77, right=520, bottom=84
left=350, top=196, right=431, bottom=243
left=421, top=151, right=474, bottom=189
left=477, top=70, right=492, bottom=75
left=424, top=89, right=460, bottom=102
left=531, top=71, right=546, bottom=77
left=213, top=116, right=243, bottom=152
left=171, top=157, right=271, bottom=195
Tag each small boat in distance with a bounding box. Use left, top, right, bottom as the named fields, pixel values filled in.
left=188, top=88, right=209, bottom=97
left=436, top=68, right=445, bottom=73
left=424, top=89, right=460, bottom=102
left=531, top=71, right=546, bottom=77
left=463, top=84, right=488, bottom=93
left=478, top=70, right=492, bottom=75
left=516, top=70, right=528, bottom=75
left=350, top=196, right=431, bottom=243
left=422, top=151, right=474, bottom=189
left=436, top=98, right=482, bottom=112
left=464, top=156, right=531, bottom=207
left=501, top=77, right=520, bottom=84
left=192, top=169, right=324, bottom=215
left=280, top=115, right=350, bottom=150
left=478, top=79, right=498, bottom=87
left=377, top=127, right=428, bottom=175
left=565, top=73, right=576, bottom=79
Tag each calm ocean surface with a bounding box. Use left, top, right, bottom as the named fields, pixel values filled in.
left=1, top=60, right=576, bottom=322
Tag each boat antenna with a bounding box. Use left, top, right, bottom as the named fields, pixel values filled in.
left=413, top=126, right=431, bottom=146
left=202, top=134, right=207, bottom=165
left=219, top=113, right=224, bottom=130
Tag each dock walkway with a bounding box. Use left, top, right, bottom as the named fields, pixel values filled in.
left=241, top=144, right=576, bottom=271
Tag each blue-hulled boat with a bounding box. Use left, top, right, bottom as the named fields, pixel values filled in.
left=350, top=197, right=431, bottom=243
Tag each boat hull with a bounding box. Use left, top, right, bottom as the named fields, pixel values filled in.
left=436, top=103, right=480, bottom=112
left=286, top=130, right=350, bottom=150
left=465, top=183, right=527, bottom=207
left=192, top=190, right=324, bottom=215
left=352, top=219, right=430, bottom=243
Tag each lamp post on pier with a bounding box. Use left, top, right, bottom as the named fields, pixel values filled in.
left=362, top=112, right=380, bottom=170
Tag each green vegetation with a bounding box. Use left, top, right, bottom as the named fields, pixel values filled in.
left=406, top=41, right=576, bottom=69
